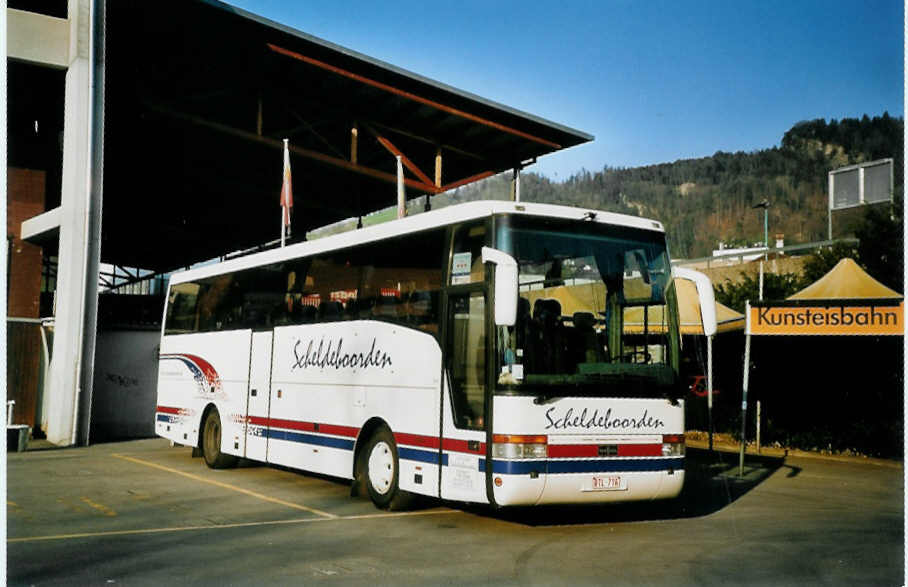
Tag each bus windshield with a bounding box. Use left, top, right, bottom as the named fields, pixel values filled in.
left=495, top=215, right=681, bottom=399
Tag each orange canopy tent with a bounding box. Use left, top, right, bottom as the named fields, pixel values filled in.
left=624, top=278, right=744, bottom=334
left=787, top=257, right=902, bottom=301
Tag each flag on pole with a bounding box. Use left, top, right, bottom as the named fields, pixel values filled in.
left=280, top=138, right=293, bottom=247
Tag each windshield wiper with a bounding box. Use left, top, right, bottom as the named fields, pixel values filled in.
left=533, top=394, right=561, bottom=405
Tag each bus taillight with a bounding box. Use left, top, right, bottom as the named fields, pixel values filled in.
left=661, top=434, right=685, bottom=456
left=492, top=434, right=548, bottom=459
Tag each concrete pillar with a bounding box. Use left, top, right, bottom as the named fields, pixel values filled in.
left=44, top=0, right=103, bottom=445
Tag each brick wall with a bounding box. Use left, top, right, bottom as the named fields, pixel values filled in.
left=7, top=167, right=47, bottom=429
left=8, top=167, right=45, bottom=319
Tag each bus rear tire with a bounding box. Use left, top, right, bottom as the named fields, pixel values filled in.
left=362, top=427, right=412, bottom=510
left=202, top=408, right=238, bottom=470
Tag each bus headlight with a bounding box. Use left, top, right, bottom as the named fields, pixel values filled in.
left=661, top=434, right=685, bottom=456
left=492, top=435, right=548, bottom=459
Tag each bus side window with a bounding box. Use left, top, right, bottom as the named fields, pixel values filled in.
left=450, top=223, right=486, bottom=286
left=351, top=228, right=445, bottom=334
left=165, top=282, right=202, bottom=334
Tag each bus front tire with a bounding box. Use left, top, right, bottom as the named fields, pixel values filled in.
left=362, top=428, right=411, bottom=510
left=202, top=408, right=238, bottom=470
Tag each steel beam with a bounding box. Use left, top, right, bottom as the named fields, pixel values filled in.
left=365, top=125, right=435, bottom=187
left=267, top=43, right=561, bottom=150
left=145, top=102, right=441, bottom=195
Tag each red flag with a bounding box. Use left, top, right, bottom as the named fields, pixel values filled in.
left=280, top=139, right=293, bottom=232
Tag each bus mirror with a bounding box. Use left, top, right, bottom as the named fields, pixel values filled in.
left=481, top=247, right=518, bottom=326
left=673, top=267, right=717, bottom=336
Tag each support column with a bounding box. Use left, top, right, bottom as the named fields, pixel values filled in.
left=434, top=148, right=442, bottom=188
left=44, top=0, right=103, bottom=446
left=511, top=168, right=521, bottom=202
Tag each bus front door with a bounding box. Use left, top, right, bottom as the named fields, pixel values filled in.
left=440, top=291, right=489, bottom=504
left=245, top=331, right=273, bottom=461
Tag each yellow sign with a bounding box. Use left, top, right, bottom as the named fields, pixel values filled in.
left=747, top=302, right=904, bottom=336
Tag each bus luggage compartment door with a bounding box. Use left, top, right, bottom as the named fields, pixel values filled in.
left=245, top=331, right=273, bottom=461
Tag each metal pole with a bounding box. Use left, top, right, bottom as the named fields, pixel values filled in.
left=756, top=266, right=762, bottom=455
left=396, top=155, right=405, bottom=219
left=707, top=334, right=714, bottom=451
left=281, top=138, right=289, bottom=248
left=759, top=261, right=764, bottom=301
left=828, top=172, right=834, bottom=240
left=739, top=301, right=752, bottom=477
left=756, top=399, right=761, bottom=454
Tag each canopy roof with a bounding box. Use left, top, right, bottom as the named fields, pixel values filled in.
left=787, top=258, right=902, bottom=301
left=94, top=0, right=594, bottom=271
left=624, top=278, right=744, bottom=335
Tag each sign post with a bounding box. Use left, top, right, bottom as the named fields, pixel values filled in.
left=739, top=301, right=752, bottom=476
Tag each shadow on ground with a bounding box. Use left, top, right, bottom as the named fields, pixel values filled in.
left=467, top=448, right=789, bottom=527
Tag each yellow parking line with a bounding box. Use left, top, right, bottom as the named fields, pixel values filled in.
left=112, top=453, right=337, bottom=519
left=7, top=509, right=460, bottom=543
left=81, top=497, right=117, bottom=517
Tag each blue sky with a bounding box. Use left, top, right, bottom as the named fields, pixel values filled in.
left=226, top=0, right=903, bottom=180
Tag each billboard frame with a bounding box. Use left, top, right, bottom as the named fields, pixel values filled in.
left=827, top=158, right=894, bottom=239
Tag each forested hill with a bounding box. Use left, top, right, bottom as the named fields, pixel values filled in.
left=444, top=114, right=903, bottom=258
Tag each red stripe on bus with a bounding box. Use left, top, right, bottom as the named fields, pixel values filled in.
left=156, top=406, right=182, bottom=415
left=395, top=432, right=440, bottom=449
left=547, top=444, right=664, bottom=458
left=442, top=438, right=486, bottom=454
left=618, top=444, right=663, bottom=457
left=319, top=423, right=360, bottom=438
left=264, top=417, right=315, bottom=432
left=248, top=417, right=359, bottom=438
left=547, top=444, right=598, bottom=458
left=236, top=414, right=486, bottom=456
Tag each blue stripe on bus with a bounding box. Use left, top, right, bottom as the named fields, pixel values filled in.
left=491, top=457, right=684, bottom=475
left=267, top=428, right=355, bottom=451
left=398, top=446, right=439, bottom=465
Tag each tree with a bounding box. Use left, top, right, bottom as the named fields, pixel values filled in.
left=855, top=187, right=903, bottom=292
left=714, top=271, right=804, bottom=312
left=801, top=241, right=860, bottom=284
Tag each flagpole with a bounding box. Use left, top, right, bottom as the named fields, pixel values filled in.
left=396, top=155, right=405, bottom=219
left=280, top=138, right=291, bottom=247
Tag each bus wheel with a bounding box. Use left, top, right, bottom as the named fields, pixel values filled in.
left=363, top=428, right=411, bottom=510
left=202, top=408, right=237, bottom=470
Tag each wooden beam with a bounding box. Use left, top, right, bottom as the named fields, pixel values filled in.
left=368, top=120, right=486, bottom=161
left=144, top=102, right=442, bottom=195
left=267, top=43, right=562, bottom=150
left=256, top=93, right=263, bottom=136
left=363, top=125, right=435, bottom=187
left=351, top=124, right=358, bottom=165
left=438, top=170, right=496, bottom=193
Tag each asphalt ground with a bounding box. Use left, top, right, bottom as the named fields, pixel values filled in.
left=6, top=438, right=904, bottom=586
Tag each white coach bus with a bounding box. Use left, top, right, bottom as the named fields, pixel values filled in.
left=155, top=200, right=716, bottom=509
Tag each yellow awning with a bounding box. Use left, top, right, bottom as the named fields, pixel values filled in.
left=787, top=258, right=902, bottom=300
left=624, top=278, right=744, bottom=335
left=519, top=278, right=743, bottom=335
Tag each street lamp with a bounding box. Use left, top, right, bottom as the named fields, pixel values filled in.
left=752, top=199, right=770, bottom=250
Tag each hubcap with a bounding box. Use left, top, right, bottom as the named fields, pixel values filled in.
left=367, top=441, right=394, bottom=495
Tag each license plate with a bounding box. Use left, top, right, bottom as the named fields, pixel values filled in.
left=583, top=475, right=626, bottom=492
